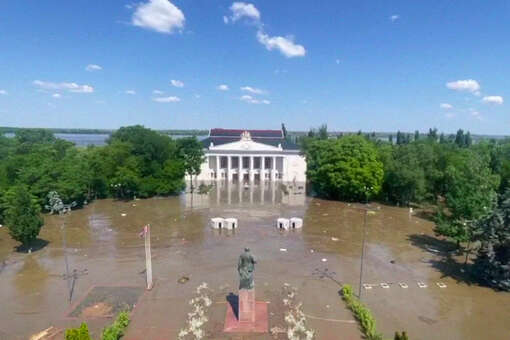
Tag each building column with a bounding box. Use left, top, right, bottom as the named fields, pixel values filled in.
left=238, top=155, right=243, bottom=183
left=249, top=155, right=254, bottom=182
left=227, top=156, right=232, bottom=182
left=216, top=155, right=220, bottom=182
left=261, top=156, right=266, bottom=182
left=271, top=156, right=276, bottom=181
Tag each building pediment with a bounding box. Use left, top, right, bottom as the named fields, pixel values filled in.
left=209, top=139, right=282, bottom=151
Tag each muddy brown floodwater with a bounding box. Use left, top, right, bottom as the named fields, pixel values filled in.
left=1, top=183, right=509, bottom=340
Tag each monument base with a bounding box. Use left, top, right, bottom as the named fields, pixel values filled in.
left=223, top=300, right=268, bottom=333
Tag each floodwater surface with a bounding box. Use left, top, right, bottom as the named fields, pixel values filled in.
left=0, top=183, right=509, bottom=339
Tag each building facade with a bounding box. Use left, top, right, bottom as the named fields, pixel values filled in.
left=193, top=128, right=306, bottom=183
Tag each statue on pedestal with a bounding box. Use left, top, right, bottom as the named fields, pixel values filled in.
left=238, top=248, right=256, bottom=290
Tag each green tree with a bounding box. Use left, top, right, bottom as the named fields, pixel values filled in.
left=382, top=144, right=426, bottom=205
left=414, top=130, right=420, bottom=141
left=2, top=185, right=44, bottom=247
left=177, top=137, right=205, bottom=191
left=435, top=149, right=499, bottom=246
left=472, top=190, right=510, bottom=291
left=65, top=322, right=91, bottom=340
left=306, top=135, right=383, bottom=201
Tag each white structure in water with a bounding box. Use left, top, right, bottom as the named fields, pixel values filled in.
left=193, top=128, right=306, bottom=183
left=276, top=218, right=290, bottom=230
left=290, top=217, right=303, bottom=229
left=224, top=218, right=238, bottom=229
left=210, top=217, right=225, bottom=229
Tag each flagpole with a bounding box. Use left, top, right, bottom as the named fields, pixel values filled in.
left=145, top=224, right=153, bottom=290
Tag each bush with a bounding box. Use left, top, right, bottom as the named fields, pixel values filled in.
left=395, top=331, right=409, bottom=340
left=101, top=311, right=130, bottom=340
left=340, top=285, right=382, bottom=340
left=65, top=323, right=91, bottom=340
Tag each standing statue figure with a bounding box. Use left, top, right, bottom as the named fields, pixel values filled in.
left=238, top=248, right=256, bottom=290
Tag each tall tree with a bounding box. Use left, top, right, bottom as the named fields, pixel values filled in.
left=472, top=190, right=510, bottom=291
left=2, top=185, right=44, bottom=247
left=306, top=135, right=383, bottom=201
left=435, top=149, right=500, bottom=246
left=177, top=137, right=205, bottom=191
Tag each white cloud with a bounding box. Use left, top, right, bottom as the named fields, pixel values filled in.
left=240, top=94, right=270, bottom=104
left=440, top=103, right=453, bottom=109
left=125, top=90, right=136, bottom=95
left=482, top=95, right=503, bottom=105
left=33, top=80, right=94, bottom=93
left=0, top=89, right=7, bottom=95
left=170, top=79, right=184, bottom=88
left=132, top=0, right=185, bottom=34
left=153, top=95, right=180, bottom=102
left=153, top=89, right=164, bottom=95
left=52, top=93, right=62, bottom=99
left=335, top=59, right=341, bottom=64
left=446, top=79, right=480, bottom=93
left=256, top=31, right=306, bottom=58
left=241, top=86, right=265, bottom=95
left=390, top=14, right=400, bottom=22
left=85, top=64, right=102, bottom=72
left=223, top=15, right=229, bottom=24
left=230, top=2, right=260, bottom=22
left=217, top=84, right=229, bottom=91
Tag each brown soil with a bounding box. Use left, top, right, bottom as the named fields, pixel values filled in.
left=80, top=302, right=113, bottom=318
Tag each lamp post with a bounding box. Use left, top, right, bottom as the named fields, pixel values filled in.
left=358, top=209, right=368, bottom=300
left=357, top=186, right=375, bottom=300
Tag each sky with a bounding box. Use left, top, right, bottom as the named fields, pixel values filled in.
left=0, top=0, right=509, bottom=134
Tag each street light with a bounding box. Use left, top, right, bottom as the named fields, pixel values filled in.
left=355, top=202, right=377, bottom=301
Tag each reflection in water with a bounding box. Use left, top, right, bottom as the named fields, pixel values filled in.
left=182, top=181, right=306, bottom=208
left=13, top=255, right=49, bottom=300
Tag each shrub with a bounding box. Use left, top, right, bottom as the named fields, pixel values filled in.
left=340, top=284, right=382, bottom=340
left=65, top=323, right=91, bottom=340
left=101, top=311, right=130, bottom=340
left=395, top=331, right=409, bottom=340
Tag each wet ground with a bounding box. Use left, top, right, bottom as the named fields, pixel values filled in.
left=1, top=182, right=509, bottom=339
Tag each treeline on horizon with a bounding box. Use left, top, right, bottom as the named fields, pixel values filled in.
left=2, top=125, right=508, bottom=140
left=0, top=126, right=210, bottom=136
left=301, top=124, right=510, bottom=290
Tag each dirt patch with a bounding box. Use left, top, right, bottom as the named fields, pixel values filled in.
left=80, top=302, right=113, bottom=318
left=69, top=286, right=143, bottom=318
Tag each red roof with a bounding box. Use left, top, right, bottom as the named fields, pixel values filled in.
left=210, top=128, right=283, bottom=138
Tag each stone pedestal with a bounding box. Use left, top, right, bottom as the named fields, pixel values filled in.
left=224, top=289, right=268, bottom=333
left=239, top=289, right=255, bottom=323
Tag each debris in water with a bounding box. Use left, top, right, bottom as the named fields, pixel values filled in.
left=280, top=248, right=287, bottom=252
left=121, top=213, right=127, bottom=217
left=310, top=249, right=315, bottom=253
left=399, top=282, right=408, bottom=289
left=390, top=260, right=395, bottom=264
left=380, top=282, right=390, bottom=289
left=321, top=258, right=327, bottom=262
left=178, top=276, right=190, bottom=284
left=331, top=237, right=339, bottom=241
left=436, top=282, right=447, bottom=288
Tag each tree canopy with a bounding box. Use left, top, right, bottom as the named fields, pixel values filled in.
left=306, top=135, right=383, bottom=201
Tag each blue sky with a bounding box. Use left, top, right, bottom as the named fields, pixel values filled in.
left=0, top=1, right=508, bottom=134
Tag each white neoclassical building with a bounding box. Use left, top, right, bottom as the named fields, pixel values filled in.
left=193, top=128, right=306, bottom=183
